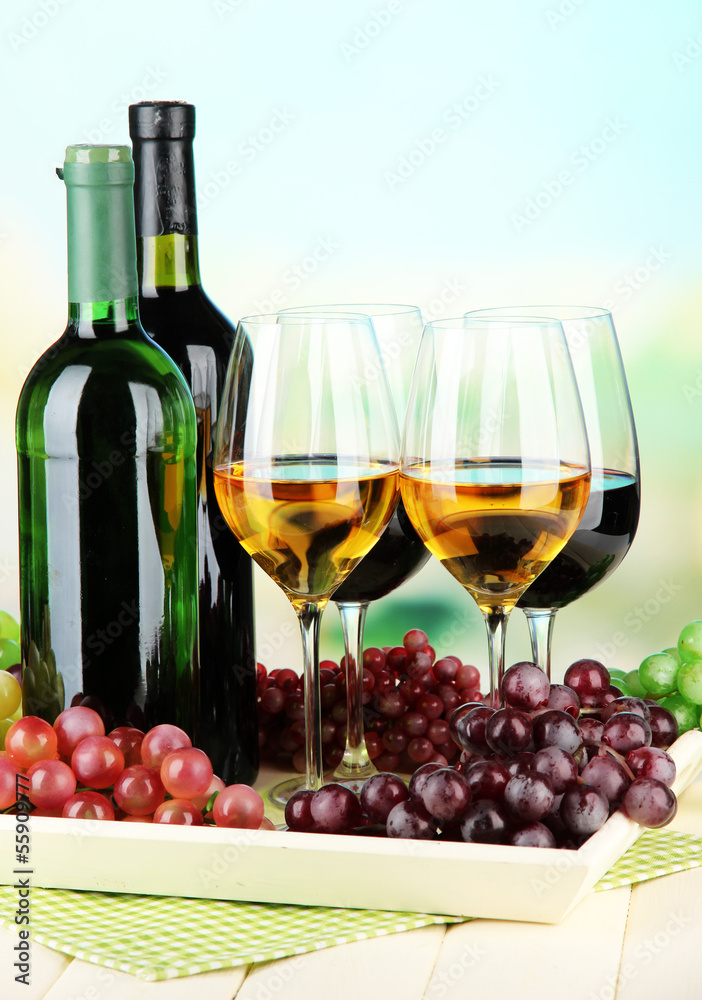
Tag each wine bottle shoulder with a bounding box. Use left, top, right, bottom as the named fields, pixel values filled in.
left=138, top=286, right=237, bottom=360
left=16, top=326, right=197, bottom=458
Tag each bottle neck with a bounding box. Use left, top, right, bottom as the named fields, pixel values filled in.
left=138, top=234, right=201, bottom=294
left=66, top=173, right=139, bottom=307
left=68, top=297, right=139, bottom=338
left=132, top=134, right=201, bottom=295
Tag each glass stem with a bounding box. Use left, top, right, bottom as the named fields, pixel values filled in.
left=522, top=608, right=557, bottom=680
left=296, top=601, right=325, bottom=792
left=334, top=601, right=376, bottom=783
left=483, top=608, right=509, bottom=707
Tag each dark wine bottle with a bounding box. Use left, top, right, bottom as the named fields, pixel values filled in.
left=129, top=102, right=258, bottom=785
left=16, top=145, right=199, bottom=734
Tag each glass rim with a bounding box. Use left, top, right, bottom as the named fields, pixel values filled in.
left=424, top=315, right=567, bottom=332
left=238, top=311, right=376, bottom=326
left=464, top=304, right=612, bottom=321
left=279, top=302, right=421, bottom=317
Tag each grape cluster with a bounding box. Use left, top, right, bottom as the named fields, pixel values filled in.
left=285, top=659, right=680, bottom=846
left=0, top=709, right=268, bottom=829
left=631, top=620, right=702, bottom=735
left=257, top=629, right=481, bottom=774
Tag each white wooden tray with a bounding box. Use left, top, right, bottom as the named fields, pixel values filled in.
left=1, top=729, right=701, bottom=924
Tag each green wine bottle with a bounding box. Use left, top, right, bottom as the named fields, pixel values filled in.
left=16, top=145, right=199, bottom=734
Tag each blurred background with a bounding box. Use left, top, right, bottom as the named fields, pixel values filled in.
left=1, top=0, right=700, bottom=686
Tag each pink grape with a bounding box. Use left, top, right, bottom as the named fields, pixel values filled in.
left=108, top=726, right=144, bottom=766
left=213, top=784, right=265, bottom=829
left=62, top=790, right=115, bottom=821
left=0, top=757, right=25, bottom=810
left=191, top=774, right=226, bottom=812
left=53, top=706, right=105, bottom=758
left=140, top=724, right=192, bottom=769
left=160, top=747, right=213, bottom=800
left=5, top=717, right=58, bottom=768
left=113, top=765, right=166, bottom=816
left=27, top=759, right=76, bottom=810
left=153, top=799, right=204, bottom=825
left=71, top=736, right=124, bottom=789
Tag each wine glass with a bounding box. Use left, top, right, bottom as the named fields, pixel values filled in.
left=465, top=306, right=640, bottom=677
left=282, top=304, right=430, bottom=786
left=213, top=313, right=400, bottom=802
left=400, top=316, right=591, bottom=704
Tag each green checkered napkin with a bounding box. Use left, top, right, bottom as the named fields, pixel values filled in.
left=594, top=828, right=702, bottom=891
left=0, top=828, right=700, bottom=981
left=0, top=887, right=465, bottom=981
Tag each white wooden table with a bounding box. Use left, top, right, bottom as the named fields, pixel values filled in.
left=4, top=772, right=702, bottom=1000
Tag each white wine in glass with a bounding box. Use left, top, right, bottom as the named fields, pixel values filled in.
left=213, top=313, right=401, bottom=802
left=400, top=316, right=591, bottom=704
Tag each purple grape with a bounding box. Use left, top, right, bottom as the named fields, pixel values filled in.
left=560, top=783, right=609, bottom=835
left=622, top=778, right=677, bottom=828
left=450, top=705, right=495, bottom=753
left=647, top=705, right=678, bottom=749
left=580, top=754, right=631, bottom=805
left=626, top=747, right=676, bottom=787
left=501, top=661, right=550, bottom=711
left=420, top=768, right=472, bottom=822
left=601, top=696, right=650, bottom=723
left=532, top=710, right=582, bottom=754
left=460, top=799, right=511, bottom=844
left=509, top=822, right=556, bottom=848
left=310, top=783, right=361, bottom=833
left=504, top=773, right=555, bottom=822
left=408, top=761, right=445, bottom=800
left=360, top=772, right=409, bottom=823
left=464, top=759, right=511, bottom=800
left=506, top=751, right=537, bottom=778
left=602, top=712, right=652, bottom=754
left=547, top=683, right=580, bottom=717
left=285, top=789, right=316, bottom=831
left=386, top=800, right=437, bottom=839
left=579, top=717, right=604, bottom=744
left=563, top=659, right=610, bottom=708
left=7, top=664, right=22, bottom=685
left=533, top=746, right=578, bottom=794
left=485, top=708, right=534, bottom=755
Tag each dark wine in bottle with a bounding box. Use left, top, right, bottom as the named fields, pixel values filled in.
left=16, top=145, right=199, bottom=733
left=517, top=471, right=640, bottom=610
left=130, top=102, right=258, bottom=785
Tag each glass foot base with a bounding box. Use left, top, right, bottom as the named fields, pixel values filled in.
left=267, top=775, right=309, bottom=808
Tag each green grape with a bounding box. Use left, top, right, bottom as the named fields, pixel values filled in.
left=0, top=638, right=21, bottom=668
left=660, top=693, right=699, bottom=734
left=0, top=671, right=21, bottom=718
left=0, top=611, right=19, bottom=644
left=609, top=677, right=633, bottom=697
left=624, top=669, right=649, bottom=699
left=662, top=646, right=683, bottom=665
left=608, top=668, right=628, bottom=680
left=678, top=620, right=702, bottom=662
left=0, top=718, right=12, bottom=751
left=677, top=660, right=702, bottom=705
left=639, top=652, right=680, bottom=697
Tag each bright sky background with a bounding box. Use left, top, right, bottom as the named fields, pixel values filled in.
left=1, top=0, right=701, bottom=678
